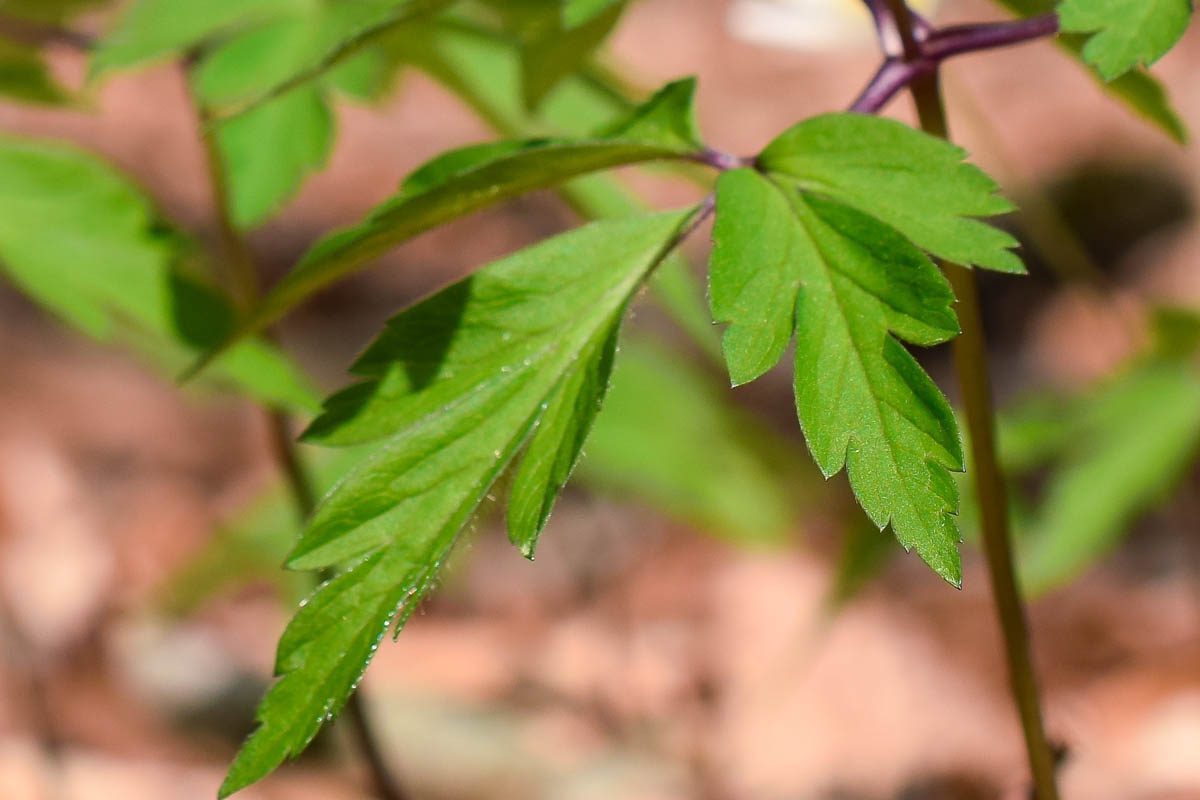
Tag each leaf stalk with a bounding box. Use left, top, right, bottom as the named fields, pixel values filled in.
left=853, top=4, right=1059, bottom=114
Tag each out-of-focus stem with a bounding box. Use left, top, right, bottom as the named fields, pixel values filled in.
left=186, top=62, right=411, bottom=800
left=882, top=4, right=1063, bottom=799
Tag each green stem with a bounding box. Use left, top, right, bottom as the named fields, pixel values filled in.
left=881, top=5, right=1062, bottom=798
left=185, top=65, right=411, bottom=800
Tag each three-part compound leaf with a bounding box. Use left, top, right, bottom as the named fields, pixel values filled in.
left=221, top=209, right=694, bottom=796
left=712, top=167, right=967, bottom=584
left=1058, top=0, right=1193, bottom=81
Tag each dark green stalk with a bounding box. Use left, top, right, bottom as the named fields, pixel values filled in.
left=185, top=65, right=411, bottom=800
left=880, top=3, right=1062, bottom=798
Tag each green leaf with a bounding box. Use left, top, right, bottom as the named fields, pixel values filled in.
left=387, top=18, right=720, bottom=363
left=563, top=0, right=625, bottom=28
left=579, top=339, right=797, bottom=544
left=390, top=21, right=720, bottom=358
left=759, top=113, right=1023, bottom=275
left=222, top=210, right=692, bottom=795
left=518, top=2, right=626, bottom=110
left=1019, top=360, right=1200, bottom=593
left=0, top=135, right=317, bottom=411
left=91, top=0, right=306, bottom=75
left=1058, top=0, right=1192, bottom=80
left=215, top=86, right=334, bottom=229
left=0, top=0, right=108, bottom=22
left=203, top=77, right=703, bottom=357
left=990, top=0, right=1187, bottom=142
left=0, top=37, right=70, bottom=105
left=711, top=168, right=964, bottom=583
left=481, top=0, right=628, bottom=109
left=507, top=317, right=620, bottom=557
left=194, top=0, right=453, bottom=118
left=388, top=17, right=632, bottom=136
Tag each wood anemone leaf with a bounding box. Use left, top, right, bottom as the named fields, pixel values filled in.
left=711, top=168, right=965, bottom=584
left=758, top=113, right=1024, bottom=275
left=187, top=77, right=704, bottom=377
left=1057, top=0, right=1193, bottom=81
left=220, top=208, right=694, bottom=797
left=0, top=135, right=317, bottom=412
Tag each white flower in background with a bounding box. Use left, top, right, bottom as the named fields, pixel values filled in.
left=728, top=0, right=941, bottom=51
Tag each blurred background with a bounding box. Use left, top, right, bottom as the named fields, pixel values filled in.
left=1, top=1, right=1199, bottom=798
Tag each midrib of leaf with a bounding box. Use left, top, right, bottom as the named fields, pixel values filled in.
left=789, top=189, right=940, bottom=502
left=779, top=186, right=961, bottom=582
left=294, top=210, right=694, bottom=564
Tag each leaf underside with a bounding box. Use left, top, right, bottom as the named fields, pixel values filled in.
left=220, top=209, right=693, bottom=797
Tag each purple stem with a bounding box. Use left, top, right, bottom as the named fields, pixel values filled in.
left=923, top=14, right=1060, bottom=61
left=850, top=58, right=931, bottom=114
left=850, top=5, right=1060, bottom=115
left=693, top=148, right=753, bottom=172
left=860, top=0, right=904, bottom=56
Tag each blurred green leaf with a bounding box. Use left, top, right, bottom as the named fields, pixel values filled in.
left=389, top=19, right=720, bottom=357
left=221, top=210, right=693, bottom=797
left=1020, top=359, right=1200, bottom=593
left=481, top=0, right=628, bottom=109
left=0, top=135, right=317, bottom=411
left=563, top=0, right=625, bottom=28
left=827, top=519, right=897, bottom=610
left=91, top=0, right=305, bottom=75
left=195, top=77, right=705, bottom=365
left=579, top=339, right=796, bottom=544
left=0, top=37, right=70, bottom=105
left=0, top=0, right=108, bottom=22
left=194, top=0, right=453, bottom=117
left=215, top=87, right=334, bottom=229
left=991, top=0, right=1188, bottom=142
left=1057, top=0, right=1192, bottom=80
